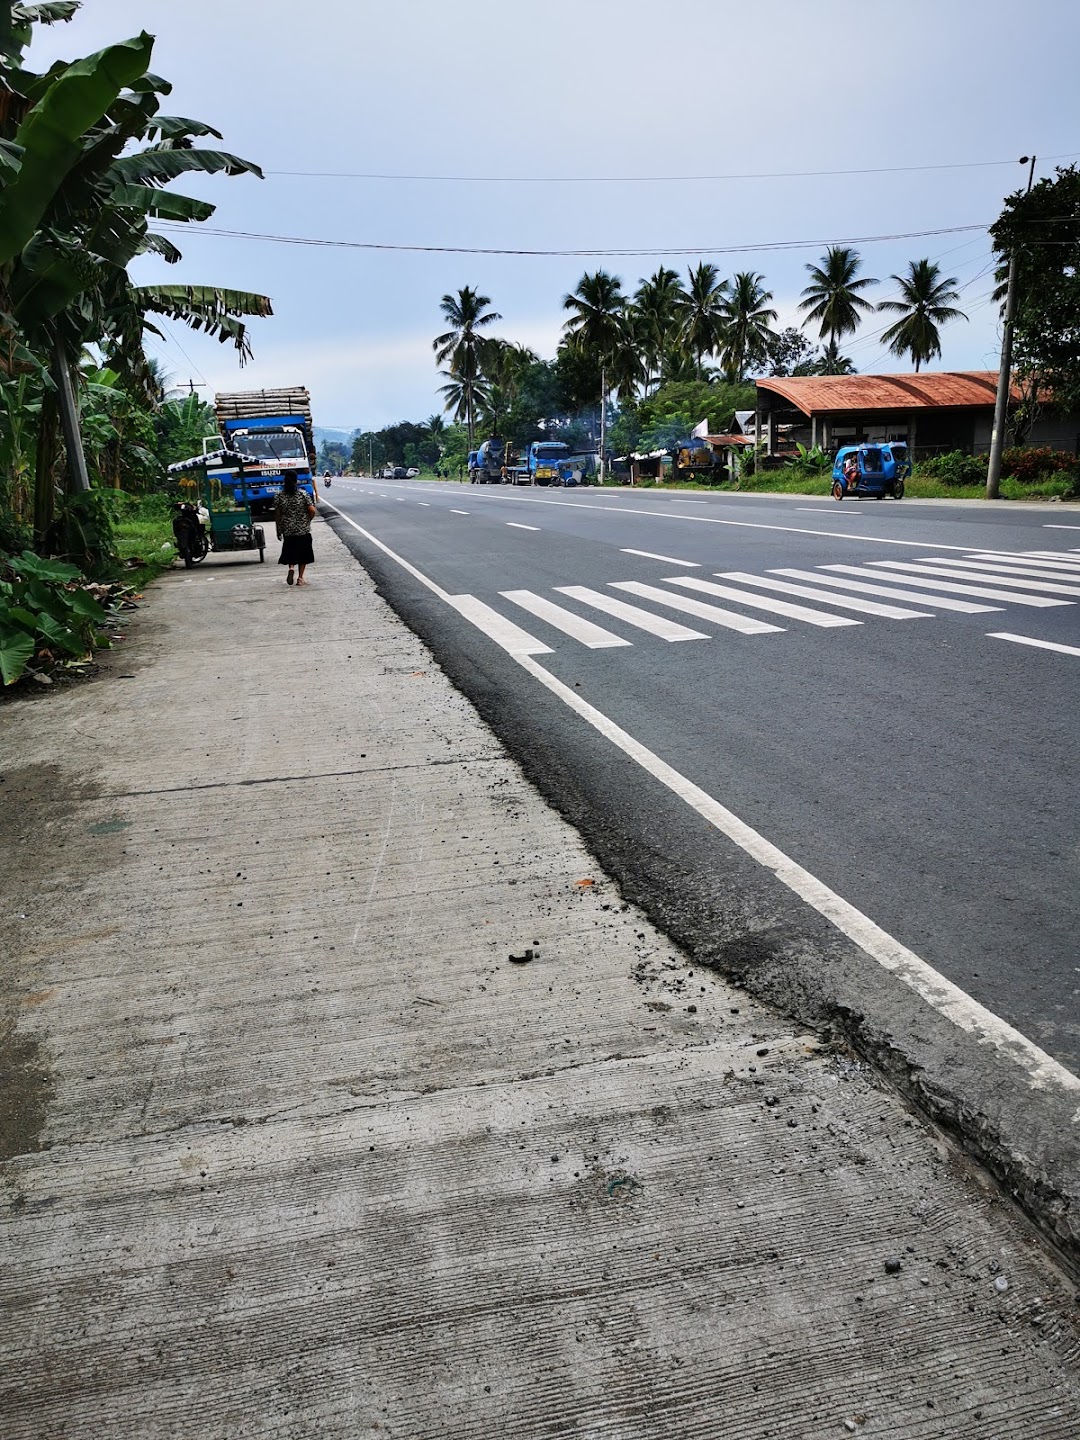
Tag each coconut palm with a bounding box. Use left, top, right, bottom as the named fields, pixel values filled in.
left=562, top=270, right=626, bottom=478
left=877, top=260, right=967, bottom=372
left=718, top=272, right=778, bottom=383
left=432, top=287, right=501, bottom=446
left=437, top=367, right=490, bottom=433
left=630, top=267, right=687, bottom=390
left=680, top=263, right=729, bottom=377
left=799, top=247, right=877, bottom=364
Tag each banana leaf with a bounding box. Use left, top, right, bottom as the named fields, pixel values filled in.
left=0, top=32, right=155, bottom=265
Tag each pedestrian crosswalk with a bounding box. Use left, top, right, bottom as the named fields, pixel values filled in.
left=453, top=549, right=1080, bottom=659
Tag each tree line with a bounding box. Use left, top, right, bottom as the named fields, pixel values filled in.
left=429, top=249, right=968, bottom=464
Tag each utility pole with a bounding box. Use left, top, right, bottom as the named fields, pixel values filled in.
left=52, top=339, right=90, bottom=494
left=986, top=155, right=1036, bottom=498
left=599, top=362, right=607, bottom=485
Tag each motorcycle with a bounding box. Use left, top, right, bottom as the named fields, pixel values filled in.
left=171, top=502, right=209, bottom=568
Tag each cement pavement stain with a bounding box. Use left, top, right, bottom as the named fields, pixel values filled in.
left=0, top=761, right=123, bottom=1162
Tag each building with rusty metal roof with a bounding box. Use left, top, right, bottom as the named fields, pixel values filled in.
left=754, top=371, right=1077, bottom=459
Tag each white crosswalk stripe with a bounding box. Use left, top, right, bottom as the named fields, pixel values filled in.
left=868, top=560, right=1080, bottom=600
left=447, top=595, right=552, bottom=655
left=500, top=591, right=631, bottom=648
left=609, top=581, right=784, bottom=634
left=715, top=571, right=933, bottom=619
left=822, top=564, right=1068, bottom=607
left=967, top=552, right=1080, bottom=573
left=556, top=586, right=708, bottom=641
left=911, top=557, right=1080, bottom=592
left=656, top=576, right=857, bottom=628
left=946, top=557, right=1080, bottom=583
left=769, top=568, right=1000, bottom=613
left=450, top=546, right=1080, bottom=658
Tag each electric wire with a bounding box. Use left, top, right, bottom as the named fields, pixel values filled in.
left=157, top=220, right=988, bottom=260
left=264, top=150, right=1080, bottom=185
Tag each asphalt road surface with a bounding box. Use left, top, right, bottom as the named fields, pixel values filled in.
left=323, top=477, right=1080, bottom=1083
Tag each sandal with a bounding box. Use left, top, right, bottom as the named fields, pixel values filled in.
left=286, top=571, right=294, bottom=585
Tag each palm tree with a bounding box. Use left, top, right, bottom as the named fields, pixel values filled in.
left=877, top=260, right=967, bottom=372
left=432, top=287, right=501, bottom=447
left=562, top=270, right=626, bottom=478
left=681, top=263, right=729, bottom=377
left=630, top=267, right=687, bottom=390
left=719, top=272, right=778, bottom=383
left=799, top=247, right=877, bottom=368
left=437, top=368, right=490, bottom=432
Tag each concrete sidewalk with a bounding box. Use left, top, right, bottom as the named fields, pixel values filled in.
left=1, top=519, right=1078, bottom=1439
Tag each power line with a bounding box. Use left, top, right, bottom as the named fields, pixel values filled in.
left=158, top=221, right=988, bottom=260
left=265, top=150, right=1080, bottom=185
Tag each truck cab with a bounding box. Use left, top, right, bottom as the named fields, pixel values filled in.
left=529, top=441, right=569, bottom=486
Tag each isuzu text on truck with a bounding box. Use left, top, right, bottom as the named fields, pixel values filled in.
left=208, top=387, right=317, bottom=516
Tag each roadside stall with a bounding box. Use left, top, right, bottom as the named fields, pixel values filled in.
left=167, top=448, right=268, bottom=567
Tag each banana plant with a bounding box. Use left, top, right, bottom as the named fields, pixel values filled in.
left=0, top=3, right=272, bottom=551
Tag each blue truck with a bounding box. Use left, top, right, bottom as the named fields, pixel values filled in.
left=210, top=387, right=317, bottom=516
left=469, top=438, right=506, bottom=484
left=507, top=441, right=597, bottom=486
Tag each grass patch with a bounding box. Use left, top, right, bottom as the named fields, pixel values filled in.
left=111, top=493, right=177, bottom=588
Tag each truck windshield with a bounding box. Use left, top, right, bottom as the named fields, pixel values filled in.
left=535, top=445, right=568, bottom=460
left=234, top=432, right=307, bottom=462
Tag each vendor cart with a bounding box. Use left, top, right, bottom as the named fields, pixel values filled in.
left=167, top=448, right=268, bottom=565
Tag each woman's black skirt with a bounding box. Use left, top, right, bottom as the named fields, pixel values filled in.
left=279, top=533, right=314, bottom=565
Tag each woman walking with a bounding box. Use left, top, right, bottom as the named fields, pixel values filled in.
left=275, top=475, right=316, bottom=586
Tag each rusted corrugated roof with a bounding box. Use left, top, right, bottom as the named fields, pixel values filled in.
left=755, top=370, right=1014, bottom=416
left=705, top=434, right=753, bottom=446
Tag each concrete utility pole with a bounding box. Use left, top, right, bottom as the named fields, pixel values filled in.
left=986, top=155, right=1037, bottom=498
left=599, top=362, right=606, bottom=485
left=52, top=339, right=90, bottom=494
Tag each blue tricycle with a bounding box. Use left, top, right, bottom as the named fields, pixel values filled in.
left=831, top=443, right=910, bottom=500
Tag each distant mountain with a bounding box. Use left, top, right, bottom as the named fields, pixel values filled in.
left=314, top=426, right=361, bottom=447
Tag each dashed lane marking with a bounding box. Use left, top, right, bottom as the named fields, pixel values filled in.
left=621, top=548, right=701, bottom=567
left=506, top=522, right=540, bottom=531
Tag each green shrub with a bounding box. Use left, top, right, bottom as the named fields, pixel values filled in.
left=0, top=551, right=112, bottom=687
left=917, top=451, right=987, bottom=486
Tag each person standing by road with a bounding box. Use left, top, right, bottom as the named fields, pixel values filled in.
left=275, top=475, right=316, bottom=586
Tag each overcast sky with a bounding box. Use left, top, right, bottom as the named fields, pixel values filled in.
left=30, top=0, right=1080, bottom=430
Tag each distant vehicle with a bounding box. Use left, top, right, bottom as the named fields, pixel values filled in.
left=212, top=387, right=316, bottom=516
left=505, top=441, right=597, bottom=486
left=470, top=438, right=505, bottom=484
left=831, top=443, right=909, bottom=500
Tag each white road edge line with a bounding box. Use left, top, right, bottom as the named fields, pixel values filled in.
left=1043, top=524, right=1080, bottom=530
left=621, top=548, right=701, bottom=567
left=319, top=498, right=1080, bottom=1099
left=988, top=632, right=1080, bottom=658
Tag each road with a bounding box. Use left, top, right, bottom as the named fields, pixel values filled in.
left=322, top=477, right=1080, bottom=1088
